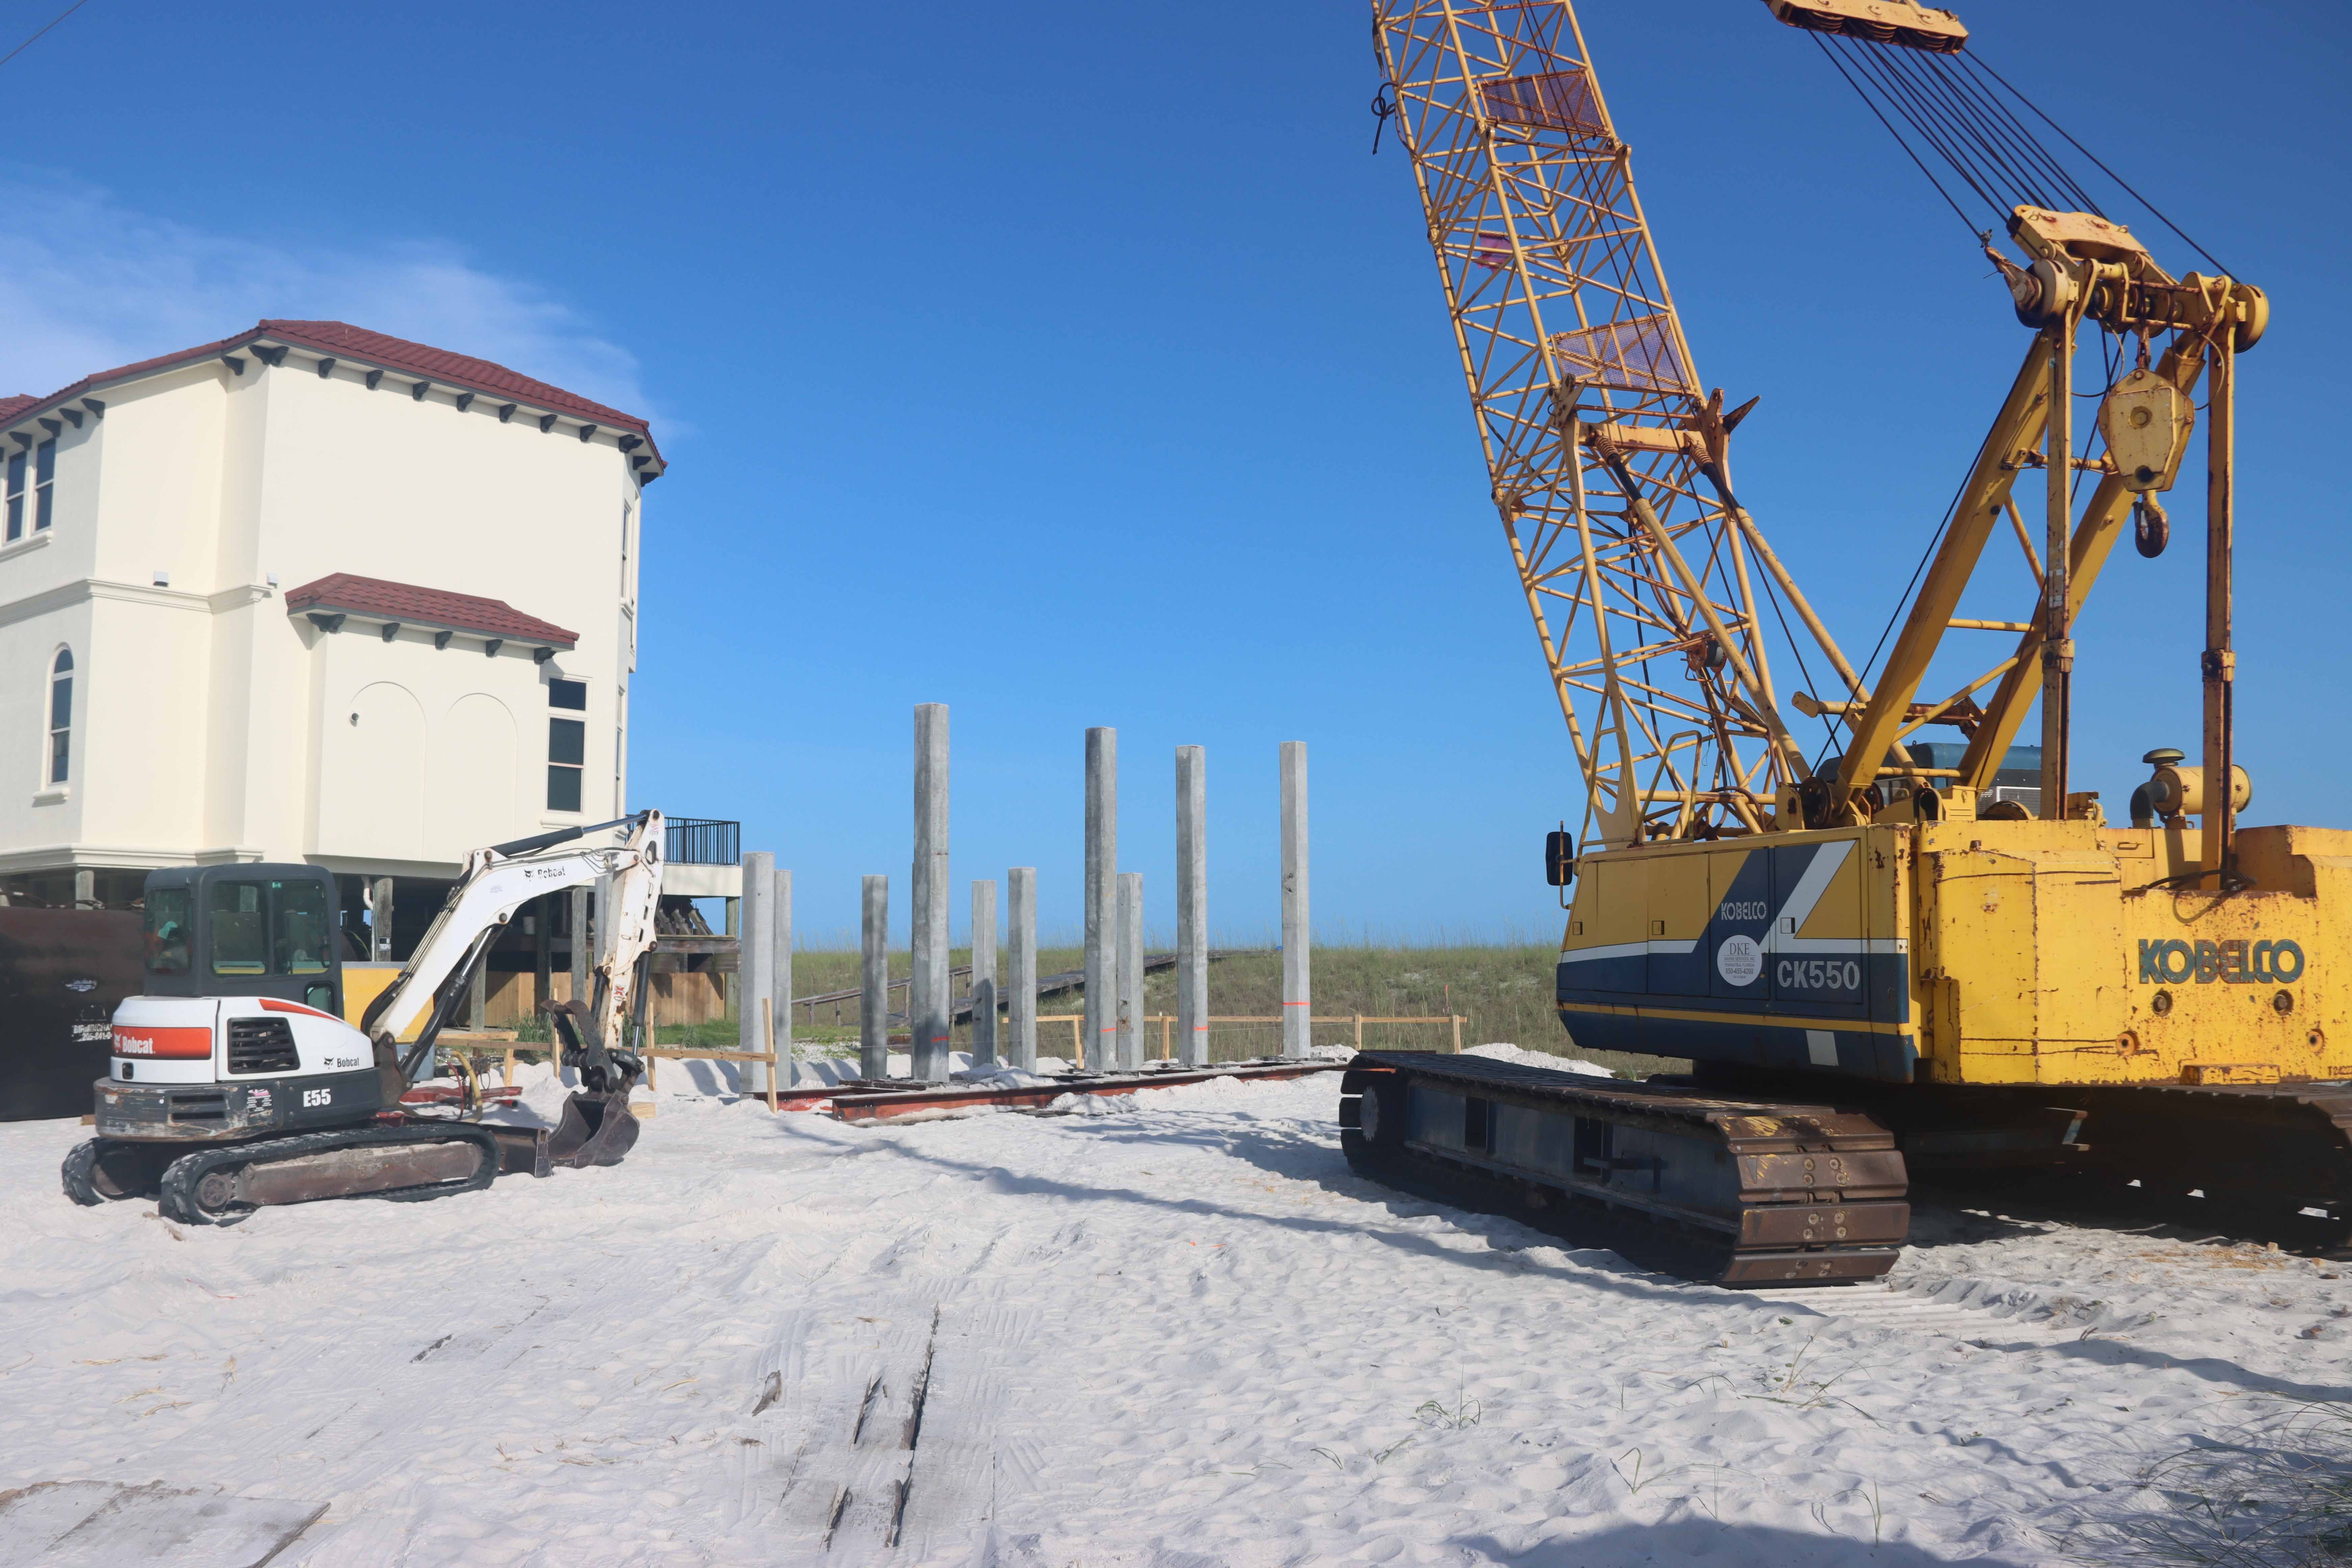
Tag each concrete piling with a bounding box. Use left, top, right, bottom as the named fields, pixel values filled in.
left=534, top=898, right=553, bottom=1021
left=739, top=851, right=775, bottom=1095
left=373, top=876, right=396, bottom=961
left=1176, top=745, right=1208, bottom=1069
left=911, top=704, right=951, bottom=1084
left=568, top=885, right=591, bottom=1042
left=1083, top=728, right=1117, bottom=1073
left=1008, top=867, right=1038, bottom=1071
left=1281, top=741, right=1308, bottom=1060
left=722, top=893, right=740, bottom=1020
left=970, top=879, right=998, bottom=1070
left=775, top=867, right=795, bottom=1087
left=1117, top=871, right=1144, bottom=1070
left=861, top=874, right=890, bottom=1081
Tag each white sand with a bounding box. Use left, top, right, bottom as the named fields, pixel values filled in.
left=4, top=1071, right=2347, bottom=1565
left=1461, top=1042, right=1614, bottom=1077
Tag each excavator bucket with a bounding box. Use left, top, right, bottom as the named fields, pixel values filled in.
left=537, top=999, right=642, bottom=1168
left=547, top=1091, right=639, bottom=1168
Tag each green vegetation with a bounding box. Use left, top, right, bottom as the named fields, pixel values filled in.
left=2096, top=1396, right=2352, bottom=1567
left=664, top=942, right=1683, bottom=1079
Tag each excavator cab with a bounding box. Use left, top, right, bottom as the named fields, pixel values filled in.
left=137, top=865, right=343, bottom=1020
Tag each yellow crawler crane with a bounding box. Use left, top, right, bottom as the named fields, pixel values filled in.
left=1341, top=0, right=2350, bottom=1280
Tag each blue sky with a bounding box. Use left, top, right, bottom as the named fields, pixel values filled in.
left=3, top=1, right=2344, bottom=946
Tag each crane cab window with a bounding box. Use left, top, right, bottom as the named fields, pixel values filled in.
left=209, top=879, right=333, bottom=978
left=275, top=880, right=332, bottom=974
left=211, top=883, right=269, bottom=975
left=145, top=887, right=192, bottom=974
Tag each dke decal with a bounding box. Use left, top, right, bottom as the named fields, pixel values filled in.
left=2138, top=938, right=2304, bottom=985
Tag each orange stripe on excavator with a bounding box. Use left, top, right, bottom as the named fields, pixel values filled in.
left=112, top=1025, right=214, bottom=1059
left=258, top=998, right=341, bottom=1021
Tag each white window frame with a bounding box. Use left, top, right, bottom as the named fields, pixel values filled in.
left=43, top=645, right=72, bottom=791
left=4, top=447, right=23, bottom=543
left=545, top=676, right=589, bottom=816
left=33, top=436, right=55, bottom=533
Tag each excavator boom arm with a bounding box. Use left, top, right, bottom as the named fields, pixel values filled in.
left=363, top=810, right=666, bottom=1083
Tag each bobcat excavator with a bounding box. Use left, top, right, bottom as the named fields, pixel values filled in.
left=60, top=810, right=666, bottom=1225
left=1344, top=0, right=2346, bottom=1283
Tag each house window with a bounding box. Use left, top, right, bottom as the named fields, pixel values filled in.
left=47, top=648, right=71, bottom=784
left=548, top=680, right=585, bottom=813
left=34, top=438, right=55, bottom=531
left=5, top=449, right=22, bottom=542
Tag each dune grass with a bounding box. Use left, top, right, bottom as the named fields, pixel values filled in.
left=2089, top=1397, right=2352, bottom=1567
left=663, top=941, right=1682, bottom=1079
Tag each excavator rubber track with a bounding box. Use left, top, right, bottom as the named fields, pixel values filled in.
left=105, top=1095, right=638, bottom=1227
left=64, top=1087, right=638, bottom=1225
left=1340, top=1052, right=1909, bottom=1285
left=153, top=1123, right=511, bottom=1226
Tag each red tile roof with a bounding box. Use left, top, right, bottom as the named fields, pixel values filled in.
left=0, top=320, right=663, bottom=471
left=261, top=321, right=648, bottom=433
left=285, top=573, right=579, bottom=649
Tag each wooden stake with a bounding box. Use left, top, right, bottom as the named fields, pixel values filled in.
left=762, top=998, right=778, bottom=1112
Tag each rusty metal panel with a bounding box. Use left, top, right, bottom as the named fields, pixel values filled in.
left=1737, top=1201, right=1909, bottom=1249
left=1908, top=821, right=2347, bottom=1088
left=1717, top=1250, right=1900, bottom=1286
left=236, top=1141, right=483, bottom=1205
left=0, top=909, right=142, bottom=1122
left=1737, top=1148, right=1907, bottom=1203
left=1920, top=843, right=2038, bottom=1075
left=2032, top=856, right=2128, bottom=1047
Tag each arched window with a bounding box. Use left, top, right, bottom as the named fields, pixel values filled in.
left=47, top=648, right=71, bottom=785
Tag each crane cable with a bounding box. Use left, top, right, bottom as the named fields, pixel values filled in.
left=1805, top=29, right=2231, bottom=277
left=1966, top=52, right=2234, bottom=278
left=1808, top=34, right=1980, bottom=241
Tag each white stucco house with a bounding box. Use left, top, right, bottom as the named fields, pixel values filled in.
left=0, top=320, right=678, bottom=946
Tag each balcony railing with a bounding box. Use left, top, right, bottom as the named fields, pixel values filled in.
left=665, top=817, right=741, bottom=866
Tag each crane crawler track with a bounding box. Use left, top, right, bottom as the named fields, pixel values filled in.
left=2058, top=1082, right=2352, bottom=1239
left=156, top=1123, right=506, bottom=1227
left=1695, top=1067, right=2352, bottom=1246
left=1340, top=1052, right=1909, bottom=1285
